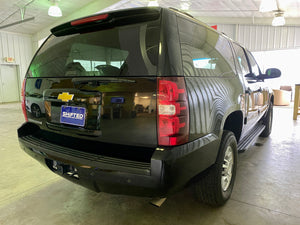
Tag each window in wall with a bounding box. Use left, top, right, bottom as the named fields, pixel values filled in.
left=73, top=60, right=124, bottom=71
left=192, top=58, right=216, bottom=69
left=253, top=49, right=300, bottom=88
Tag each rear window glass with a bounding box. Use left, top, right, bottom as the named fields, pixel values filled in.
left=27, top=20, right=160, bottom=77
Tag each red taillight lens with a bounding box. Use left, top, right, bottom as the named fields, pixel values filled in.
left=157, top=77, right=189, bottom=146
left=21, top=78, right=28, bottom=121
left=71, top=14, right=109, bottom=26
left=159, top=80, right=184, bottom=102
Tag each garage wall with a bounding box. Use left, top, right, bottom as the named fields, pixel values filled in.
left=216, top=24, right=300, bottom=51
left=0, top=31, right=33, bottom=83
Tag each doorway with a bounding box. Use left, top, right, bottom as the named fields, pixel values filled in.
left=253, top=49, right=300, bottom=88
left=0, top=65, right=20, bottom=103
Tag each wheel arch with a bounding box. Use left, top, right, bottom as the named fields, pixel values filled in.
left=223, top=110, right=243, bottom=143
left=31, top=103, right=40, bottom=111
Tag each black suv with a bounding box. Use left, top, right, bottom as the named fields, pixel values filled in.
left=18, top=7, right=280, bottom=206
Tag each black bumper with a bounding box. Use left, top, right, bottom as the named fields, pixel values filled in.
left=18, top=123, right=220, bottom=197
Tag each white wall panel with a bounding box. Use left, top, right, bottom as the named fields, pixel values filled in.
left=216, top=24, right=300, bottom=51
left=287, top=27, right=295, bottom=48
left=215, top=24, right=235, bottom=40
left=295, top=27, right=300, bottom=47
left=0, top=31, right=33, bottom=87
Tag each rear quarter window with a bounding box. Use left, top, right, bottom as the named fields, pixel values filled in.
left=177, top=16, right=236, bottom=77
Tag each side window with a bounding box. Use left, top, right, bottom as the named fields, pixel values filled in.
left=246, top=50, right=260, bottom=76
left=177, top=17, right=235, bottom=77
left=232, top=43, right=250, bottom=77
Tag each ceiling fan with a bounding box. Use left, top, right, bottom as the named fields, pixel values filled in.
left=259, top=0, right=285, bottom=26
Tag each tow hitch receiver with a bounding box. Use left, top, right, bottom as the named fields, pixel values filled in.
left=48, top=160, right=79, bottom=179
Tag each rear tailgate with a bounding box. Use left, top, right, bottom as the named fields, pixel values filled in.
left=25, top=77, right=157, bottom=148
left=24, top=8, right=161, bottom=149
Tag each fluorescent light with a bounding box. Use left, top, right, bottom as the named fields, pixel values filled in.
left=148, top=1, right=159, bottom=7
left=48, top=3, right=62, bottom=17
left=259, top=0, right=277, bottom=12
left=180, top=2, right=191, bottom=11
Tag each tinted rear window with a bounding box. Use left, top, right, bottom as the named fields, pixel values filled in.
left=177, top=16, right=236, bottom=77
left=28, top=20, right=160, bottom=77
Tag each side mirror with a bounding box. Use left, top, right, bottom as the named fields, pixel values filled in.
left=258, top=68, right=281, bottom=80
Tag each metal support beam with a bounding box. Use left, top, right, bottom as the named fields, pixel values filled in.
left=0, top=0, right=35, bottom=25
left=0, top=17, right=35, bottom=29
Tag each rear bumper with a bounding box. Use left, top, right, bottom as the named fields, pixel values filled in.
left=18, top=123, right=219, bottom=197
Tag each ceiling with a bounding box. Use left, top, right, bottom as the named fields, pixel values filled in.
left=0, top=0, right=300, bottom=35
left=105, top=0, right=300, bottom=18
left=0, top=0, right=96, bottom=34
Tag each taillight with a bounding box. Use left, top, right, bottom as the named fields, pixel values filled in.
left=71, top=14, right=109, bottom=26
left=157, top=77, right=189, bottom=146
left=21, top=78, right=28, bottom=121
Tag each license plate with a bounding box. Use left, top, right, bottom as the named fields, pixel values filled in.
left=60, top=106, right=86, bottom=127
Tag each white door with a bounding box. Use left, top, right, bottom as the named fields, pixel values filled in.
left=0, top=65, right=20, bottom=103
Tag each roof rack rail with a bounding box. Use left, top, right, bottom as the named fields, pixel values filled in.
left=169, top=7, right=194, bottom=18
left=221, top=32, right=228, bottom=37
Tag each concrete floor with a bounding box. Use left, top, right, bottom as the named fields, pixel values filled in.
left=0, top=103, right=300, bottom=225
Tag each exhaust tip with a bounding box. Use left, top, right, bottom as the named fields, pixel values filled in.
left=149, top=197, right=167, bottom=207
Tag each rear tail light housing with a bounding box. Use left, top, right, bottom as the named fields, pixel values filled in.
left=157, top=77, right=189, bottom=146
left=21, top=78, right=28, bottom=121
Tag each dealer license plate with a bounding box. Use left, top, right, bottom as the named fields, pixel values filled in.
left=60, top=106, right=86, bottom=127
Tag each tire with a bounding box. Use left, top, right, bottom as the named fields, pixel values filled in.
left=260, top=102, right=273, bottom=137
left=31, top=104, right=41, bottom=118
left=194, top=131, right=237, bottom=206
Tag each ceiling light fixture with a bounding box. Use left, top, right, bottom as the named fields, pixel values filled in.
left=272, top=11, right=285, bottom=26
left=259, top=0, right=285, bottom=26
left=259, top=0, right=277, bottom=12
left=180, top=1, right=191, bottom=11
left=148, top=0, right=159, bottom=7
left=48, top=0, right=62, bottom=17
